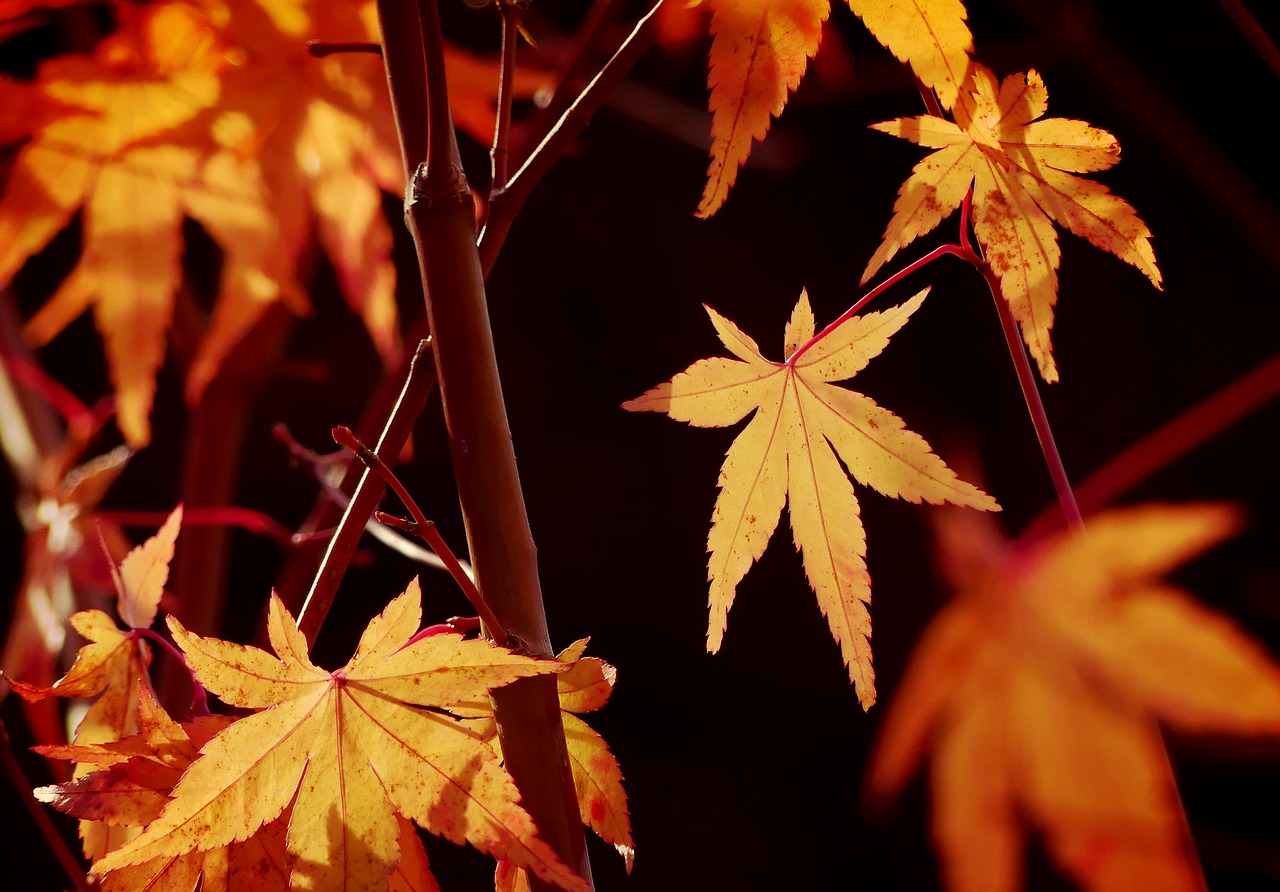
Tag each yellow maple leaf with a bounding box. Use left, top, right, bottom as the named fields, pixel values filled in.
left=697, top=0, right=972, bottom=217
left=92, top=580, right=592, bottom=892
left=863, top=64, right=1161, bottom=381
left=867, top=505, right=1280, bottom=892
left=495, top=637, right=633, bottom=890
left=624, top=289, right=997, bottom=707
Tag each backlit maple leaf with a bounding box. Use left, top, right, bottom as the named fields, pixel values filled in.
left=37, top=682, right=291, bottom=891
left=495, top=638, right=633, bottom=890
left=624, top=289, right=997, bottom=707
left=697, top=0, right=972, bottom=217
left=863, top=64, right=1161, bottom=381
left=92, top=580, right=592, bottom=892
left=13, top=503, right=183, bottom=859
left=867, top=505, right=1280, bottom=892
left=0, top=3, right=248, bottom=445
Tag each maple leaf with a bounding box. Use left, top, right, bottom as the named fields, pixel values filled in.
left=623, top=289, right=997, bottom=707
left=13, top=503, right=183, bottom=858
left=697, top=0, right=972, bottom=217
left=863, top=64, right=1162, bottom=381
left=92, top=580, right=592, bottom=892
left=867, top=504, right=1280, bottom=892
left=495, top=638, right=633, bottom=890
left=0, top=2, right=279, bottom=446
left=36, top=682, right=291, bottom=890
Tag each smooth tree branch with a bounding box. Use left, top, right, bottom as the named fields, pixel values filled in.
left=377, top=0, right=594, bottom=887
left=296, top=340, right=438, bottom=646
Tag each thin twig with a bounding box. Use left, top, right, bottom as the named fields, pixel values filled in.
left=296, top=340, right=438, bottom=647
left=307, top=40, right=382, bottom=58
left=478, top=0, right=664, bottom=276
left=490, top=1, right=523, bottom=192
left=517, top=0, right=621, bottom=161
left=786, top=243, right=970, bottom=367
left=1217, top=0, right=1280, bottom=81
left=976, top=258, right=1083, bottom=530
left=1024, top=350, right=1280, bottom=540
left=0, top=713, right=92, bottom=892
left=332, top=426, right=506, bottom=643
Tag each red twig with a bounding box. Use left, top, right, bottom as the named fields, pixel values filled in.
left=490, top=1, right=522, bottom=192
left=100, top=508, right=296, bottom=548
left=786, top=243, right=970, bottom=367
left=333, top=427, right=506, bottom=644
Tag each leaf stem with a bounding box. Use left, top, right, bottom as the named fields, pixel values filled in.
left=306, top=40, right=382, bottom=58
left=786, top=243, right=970, bottom=367
left=296, top=340, right=438, bottom=647
left=0, top=713, right=91, bottom=892
left=1024, top=349, right=1280, bottom=541
left=490, top=0, right=522, bottom=192
left=478, top=0, right=664, bottom=276
left=100, top=508, right=296, bottom=549
left=331, top=425, right=507, bottom=644
left=975, top=257, right=1083, bottom=530
left=130, top=629, right=209, bottom=717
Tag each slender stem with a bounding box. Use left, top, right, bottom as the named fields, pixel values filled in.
left=478, top=0, right=664, bottom=277
left=1218, top=0, right=1280, bottom=81
left=332, top=426, right=506, bottom=643
left=131, top=630, right=209, bottom=717
left=100, top=508, right=296, bottom=548
left=913, top=73, right=945, bottom=118
left=977, top=258, right=1083, bottom=530
left=490, top=1, right=522, bottom=192
left=0, top=715, right=92, bottom=892
left=1024, top=350, right=1280, bottom=541
left=787, top=244, right=970, bottom=366
left=307, top=40, right=382, bottom=58
left=296, top=340, right=437, bottom=647
left=517, top=0, right=620, bottom=162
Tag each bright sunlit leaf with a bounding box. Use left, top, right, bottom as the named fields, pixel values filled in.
left=624, top=289, right=997, bottom=707
left=864, top=64, right=1161, bottom=381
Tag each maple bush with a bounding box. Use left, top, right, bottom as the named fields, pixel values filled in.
left=2, top=0, right=1280, bottom=890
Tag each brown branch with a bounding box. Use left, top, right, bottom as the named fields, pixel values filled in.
left=478, top=0, right=664, bottom=277
left=295, top=340, right=437, bottom=646
left=377, top=0, right=594, bottom=887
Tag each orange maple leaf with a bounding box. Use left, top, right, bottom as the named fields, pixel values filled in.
left=12, top=503, right=183, bottom=858
left=863, top=64, right=1161, bottom=381
left=697, top=0, right=972, bottom=217
left=37, top=682, right=291, bottom=890
left=92, top=580, right=592, bottom=892
left=0, top=3, right=248, bottom=445
left=624, top=289, right=997, bottom=707
left=867, top=504, right=1280, bottom=892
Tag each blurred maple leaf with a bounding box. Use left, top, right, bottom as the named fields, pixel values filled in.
left=864, top=64, right=1161, bottom=381
left=867, top=504, right=1280, bottom=892
left=697, top=0, right=972, bottom=217
left=624, top=289, right=997, bottom=707
left=12, top=503, right=183, bottom=859
left=0, top=0, right=545, bottom=442
left=92, top=580, right=592, bottom=892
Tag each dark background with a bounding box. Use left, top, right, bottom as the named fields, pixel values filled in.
left=4, top=0, right=1280, bottom=889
